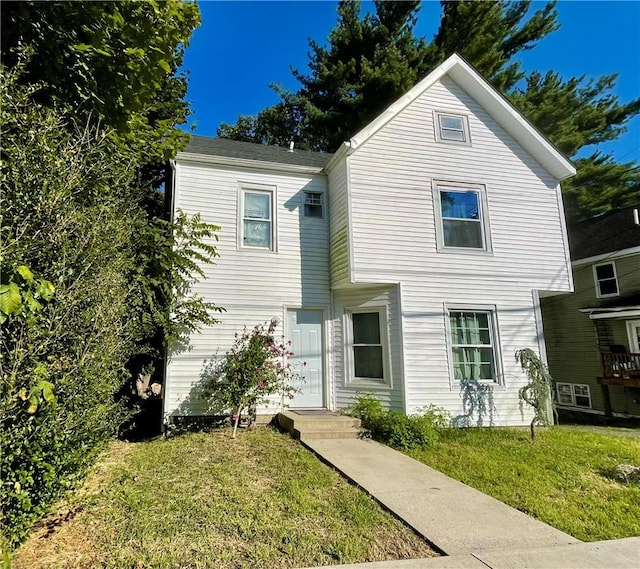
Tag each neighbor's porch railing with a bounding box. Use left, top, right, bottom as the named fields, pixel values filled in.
left=602, top=352, right=640, bottom=378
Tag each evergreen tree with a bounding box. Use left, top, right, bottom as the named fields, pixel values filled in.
left=218, top=0, right=639, bottom=220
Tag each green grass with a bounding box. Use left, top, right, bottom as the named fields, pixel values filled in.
left=406, top=425, right=640, bottom=542
left=14, top=428, right=433, bottom=568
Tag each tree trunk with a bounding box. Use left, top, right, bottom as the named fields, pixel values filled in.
left=232, top=406, right=242, bottom=438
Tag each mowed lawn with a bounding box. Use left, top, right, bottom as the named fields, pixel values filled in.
left=406, top=425, right=640, bottom=542
left=14, top=428, right=434, bottom=569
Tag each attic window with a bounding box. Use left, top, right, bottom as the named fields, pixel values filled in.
left=435, top=112, right=470, bottom=144
left=304, top=191, right=324, bottom=218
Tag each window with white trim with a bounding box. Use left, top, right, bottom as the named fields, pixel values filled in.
left=434, top=112, right=470, bottom=144
left=241, top=189, right=273, bottom=249
left=448, top=309, right=498, bottom=382
left=435, top=182, right=490, bottom=251
left=303, top=191, right=324, bottom=218
left=347, top=308, right=387, bottom=383
left=593, top=262, right=619, bottom=298
left=555, top=382, right=591, bottom=408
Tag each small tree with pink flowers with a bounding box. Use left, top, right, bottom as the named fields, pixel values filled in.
left=202, top=320, right=302, bottom=437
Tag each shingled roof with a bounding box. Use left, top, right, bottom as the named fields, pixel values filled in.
left=569, top=204, right=640, bottom=260
left=185, top=136, right=333, bottom=169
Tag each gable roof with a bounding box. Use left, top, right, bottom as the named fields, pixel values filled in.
left=184, top=136, right=332, bottom=169
left=329, top=53, right=575, bottom=181
left=569, top=204, right=640, bottom=261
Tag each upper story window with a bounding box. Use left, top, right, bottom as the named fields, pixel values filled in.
left=448, top=309, right=499, bottom=383
left=434, top=182, right=491, bottom=252
left=593, top=262, right=619, bottom=298
left=434, top=112, right=470, bottom=144
left=241, top=189, right=273, bottom=249
left=304, top=191, right=324, bottom=218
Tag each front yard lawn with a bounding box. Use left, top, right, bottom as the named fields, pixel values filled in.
left=407, top=425, right=640, bottom=542
left=14, top=428, right=434, bottom=569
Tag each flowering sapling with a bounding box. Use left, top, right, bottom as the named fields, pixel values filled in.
left=201, top=321, right=302, bottom=437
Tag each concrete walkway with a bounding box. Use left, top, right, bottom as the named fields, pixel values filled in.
left=301, top=438, right=639, bottom=568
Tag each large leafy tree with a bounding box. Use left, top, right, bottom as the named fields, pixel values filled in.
left=1, top=1, right=221, bottom=545
left=1, top=0, right=199, bottom=166
left=219, top=0, right=639, bottom=220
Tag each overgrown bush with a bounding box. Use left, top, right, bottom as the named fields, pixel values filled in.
left=344, top=393, right=450, bottom=450
left=0, top=66, right=220, bottom=548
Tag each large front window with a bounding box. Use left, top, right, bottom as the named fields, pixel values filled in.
left=449, top=310, right=498, bottom=382
left=242, top=190, right=272, bottom=248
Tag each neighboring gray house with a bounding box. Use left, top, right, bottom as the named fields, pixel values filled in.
left=542, top=205, right=640, bottom=419
left=164, top=54, right=575, bottom=427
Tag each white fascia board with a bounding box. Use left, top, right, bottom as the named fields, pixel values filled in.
left=324, top=141, right=352, bottom=172
left=347, top=53, right=576, bottom=181
left=583, top=308, right=640, bottom=320
left=176, top=152, right=325, bottom=175
left=572, top=247, right=640, bottom=268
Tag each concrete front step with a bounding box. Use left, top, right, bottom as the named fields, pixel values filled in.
left=278, top=410, right=363, bottom=441
left=295, top=428, right=365, bottom=441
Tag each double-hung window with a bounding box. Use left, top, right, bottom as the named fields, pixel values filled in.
left=304, top=191, right=324, bottom=218
left=434, top=112, right=470, bottom=144
left=593, top=262, right=619, bottom=298
left=448, top=309, right=498, bottom=382
left=435, top=182, right=490, bottom=251
left=347, top=308, right=387, bottom=383
left=556, top=383, right=591, bottom=408
left=241, top=189, right=273, bottom=249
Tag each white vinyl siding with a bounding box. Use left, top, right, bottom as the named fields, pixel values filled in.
left=327, top=157, right=350, bottom=287
left=593, top=262, right=619, bottom=298
left=332, top=285, right=403, bottom=411
left=340, top=75, right=571, bottom=425
left=166, top=161, right=329, bottom=419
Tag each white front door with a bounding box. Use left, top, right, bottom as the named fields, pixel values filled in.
left=287, top=309, right=324, bottom=408
left=627, top=320, right=640, bottom=353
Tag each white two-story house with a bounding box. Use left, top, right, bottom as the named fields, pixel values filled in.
left=164, top=54, right=576, bottom=427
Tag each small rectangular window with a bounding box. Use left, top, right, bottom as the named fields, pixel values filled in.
left=555, top=382, right=591, bottom=408
left=593, top=262, right=619, bottom=298
left=304, top=191, right=324, bottom=218
left=242, top=190, right=273, bottom=249
left=435, top=112, right=470, bottom=144
left=448, top=310, right=498, bottom=382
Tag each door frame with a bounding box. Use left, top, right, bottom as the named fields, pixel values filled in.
left=284, top=305, right=330, bottom=409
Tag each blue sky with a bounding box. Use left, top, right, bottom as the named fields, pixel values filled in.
left=182, top=1, right=640, bottom=162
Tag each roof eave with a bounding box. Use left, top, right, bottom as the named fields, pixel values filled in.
left=324, top=142, right=353, bottom=172
left=176, top=151, right=326, bottom=175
